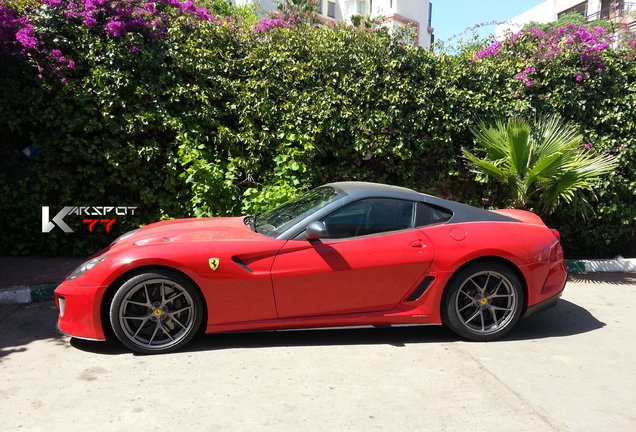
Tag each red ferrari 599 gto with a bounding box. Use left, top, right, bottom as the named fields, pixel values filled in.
left=55, top=182, right=567, bottom=354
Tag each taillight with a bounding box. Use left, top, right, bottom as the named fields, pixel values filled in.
left=550, top=229, right=561, bottom=241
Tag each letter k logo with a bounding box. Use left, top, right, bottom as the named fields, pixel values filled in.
left=42, top=206, right=75, bottom=233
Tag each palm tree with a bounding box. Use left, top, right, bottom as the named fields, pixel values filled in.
left=463, top=116, right=616, bottom=213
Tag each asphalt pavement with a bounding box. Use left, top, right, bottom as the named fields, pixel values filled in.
left=1, top=272, right=635, bottom=431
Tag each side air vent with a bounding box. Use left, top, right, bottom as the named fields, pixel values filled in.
left=406, top=276, right=435, bottom=301
left=232, top=256, right=254, bottom=273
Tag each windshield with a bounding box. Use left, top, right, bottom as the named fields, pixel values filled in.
left=254, top=187, right=343, bottom=237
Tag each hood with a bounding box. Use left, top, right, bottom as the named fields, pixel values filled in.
left=112, top=216, right=263, bottom=248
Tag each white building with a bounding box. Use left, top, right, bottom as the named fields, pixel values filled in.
left=497, top=0, right=636, bottom=38
left=236, top=0, right=434, bottom=47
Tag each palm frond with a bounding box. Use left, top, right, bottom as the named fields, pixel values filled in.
left=539, top=153, right=616, bottom=212
left=462, top=149, right=506, bottom=178
left=539, top=171, right=581, bottom=212
left=564, top=152, right=617, bottom=179
left=471, top=120, right=509, bottom=161
left=466, top=115, right=616, bottom=215
left=506, top=117, right=531, bottom=176
left=528, top=151, right=565, bottom=181
left=533, top=116, right=582, bottom=161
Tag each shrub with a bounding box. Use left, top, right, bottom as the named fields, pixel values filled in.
left=0, top=1, right=634, bottom=258
left=470, top=22, right=635, bottom=257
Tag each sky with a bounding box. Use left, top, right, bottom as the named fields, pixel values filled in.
left=431, top=0, right=546, bottom=43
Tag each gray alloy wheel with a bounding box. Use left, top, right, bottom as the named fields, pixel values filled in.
left=109, top=271, right=203, bottom=354
left=442, top=262, right=524, bottom=341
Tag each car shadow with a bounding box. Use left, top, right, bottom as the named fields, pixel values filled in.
left=68, top=297, right=605, bottom=355
left=499, top=298, right=605, bottom=341
left=567, top=272, right=636, bottom=286
left=186, top=299, right=604, bottom=351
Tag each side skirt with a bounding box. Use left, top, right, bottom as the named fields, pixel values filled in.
left=205, top=309, right=440, bottom=334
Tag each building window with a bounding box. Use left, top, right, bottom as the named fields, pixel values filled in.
left=316, top=0, right=323, bottom=15
left=557, top=1, right=587, bottom=19
left=344, top=0, right=365, bottom=16
left=327, top=1, right=336, bottom=18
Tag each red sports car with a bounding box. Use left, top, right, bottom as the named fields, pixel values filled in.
left=55, top=182, right=566, bottom=354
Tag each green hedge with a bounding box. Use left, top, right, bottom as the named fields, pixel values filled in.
left=0, top=1, right=634, bottom=258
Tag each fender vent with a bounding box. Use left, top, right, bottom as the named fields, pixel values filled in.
left=407, top=276, right=435, bottom=301
left=232, top=256, right=254, bottom=273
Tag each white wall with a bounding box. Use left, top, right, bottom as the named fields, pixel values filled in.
left=496, top=0, right=609, bottom=39
left=370, top=0, right=393, bottom=17
left=586, top=0, right=602, bottom=15
left=496, top=0, right=554, bottom=39
left=394, top=0, right=430, bottom=46
left=555, top=0, right=589, bottom=13
left=233, top=0, right=278, bottom=15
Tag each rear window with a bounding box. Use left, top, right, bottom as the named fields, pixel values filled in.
left=415, top=202, right=452, bottom=227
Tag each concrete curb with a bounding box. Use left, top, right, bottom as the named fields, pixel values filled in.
left=565, top=258, right=636, bottom=274
left=1, top=259, right=635, bottom=306
left=0, top=283, right=58, bottom=305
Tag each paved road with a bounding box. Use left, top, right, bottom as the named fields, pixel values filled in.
left=1, top=273, right=635, bottom=431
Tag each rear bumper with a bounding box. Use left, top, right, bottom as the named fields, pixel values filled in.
left=523, top=281, right=565, bottom=318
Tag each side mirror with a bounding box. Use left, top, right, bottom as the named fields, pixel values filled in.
left=306, top=221, right=328, bottom=240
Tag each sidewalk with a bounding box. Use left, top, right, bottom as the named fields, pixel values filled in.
left=1, top=256, right=635, bottom=305
left=0, top=257, right=83, bottom=304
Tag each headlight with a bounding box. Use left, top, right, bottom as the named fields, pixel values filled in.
left=110, top=228, right=141, bottom=245
left=66, top=254, right=108, bottom=281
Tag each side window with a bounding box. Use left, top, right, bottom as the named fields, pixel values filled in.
left=322, top=198, right=415, bottom=239
left=415, top=202, right=452, bottom=227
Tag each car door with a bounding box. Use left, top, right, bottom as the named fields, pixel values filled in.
left=270, top=198, right=435, bottom=318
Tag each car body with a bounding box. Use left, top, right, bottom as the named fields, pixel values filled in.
left=55, top=181, right=567, bottom=354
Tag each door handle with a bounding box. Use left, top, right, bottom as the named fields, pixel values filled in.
left=410, top=240, right=424, bottom=248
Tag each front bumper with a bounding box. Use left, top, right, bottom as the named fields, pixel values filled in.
left=55, top=282, right=108, bottom=341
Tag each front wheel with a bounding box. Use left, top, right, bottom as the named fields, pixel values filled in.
left=442, top=262, right=524, bottom=341
left=109, top=270, right=204, bottom=354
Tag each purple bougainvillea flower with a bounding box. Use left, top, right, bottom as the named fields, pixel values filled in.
left=16, top=26, right=39, bottom=49
left=105, top=20, right=126, bottom=37
left=83, top=16, right=97, bottom=27
left=48, top=49, right=62, bottom=59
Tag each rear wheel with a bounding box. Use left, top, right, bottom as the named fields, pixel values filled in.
left=442, top=262, right=524, bottom=341
left=109, top=270, right=203, bottom=354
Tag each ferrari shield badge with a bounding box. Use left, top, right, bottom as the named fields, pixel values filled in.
left=208, top=258, right=220, bottom=271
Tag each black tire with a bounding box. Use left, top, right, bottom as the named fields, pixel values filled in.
left=109, top=270, right=204, bottom=354
left=442, top=262, right=524, bottom=341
